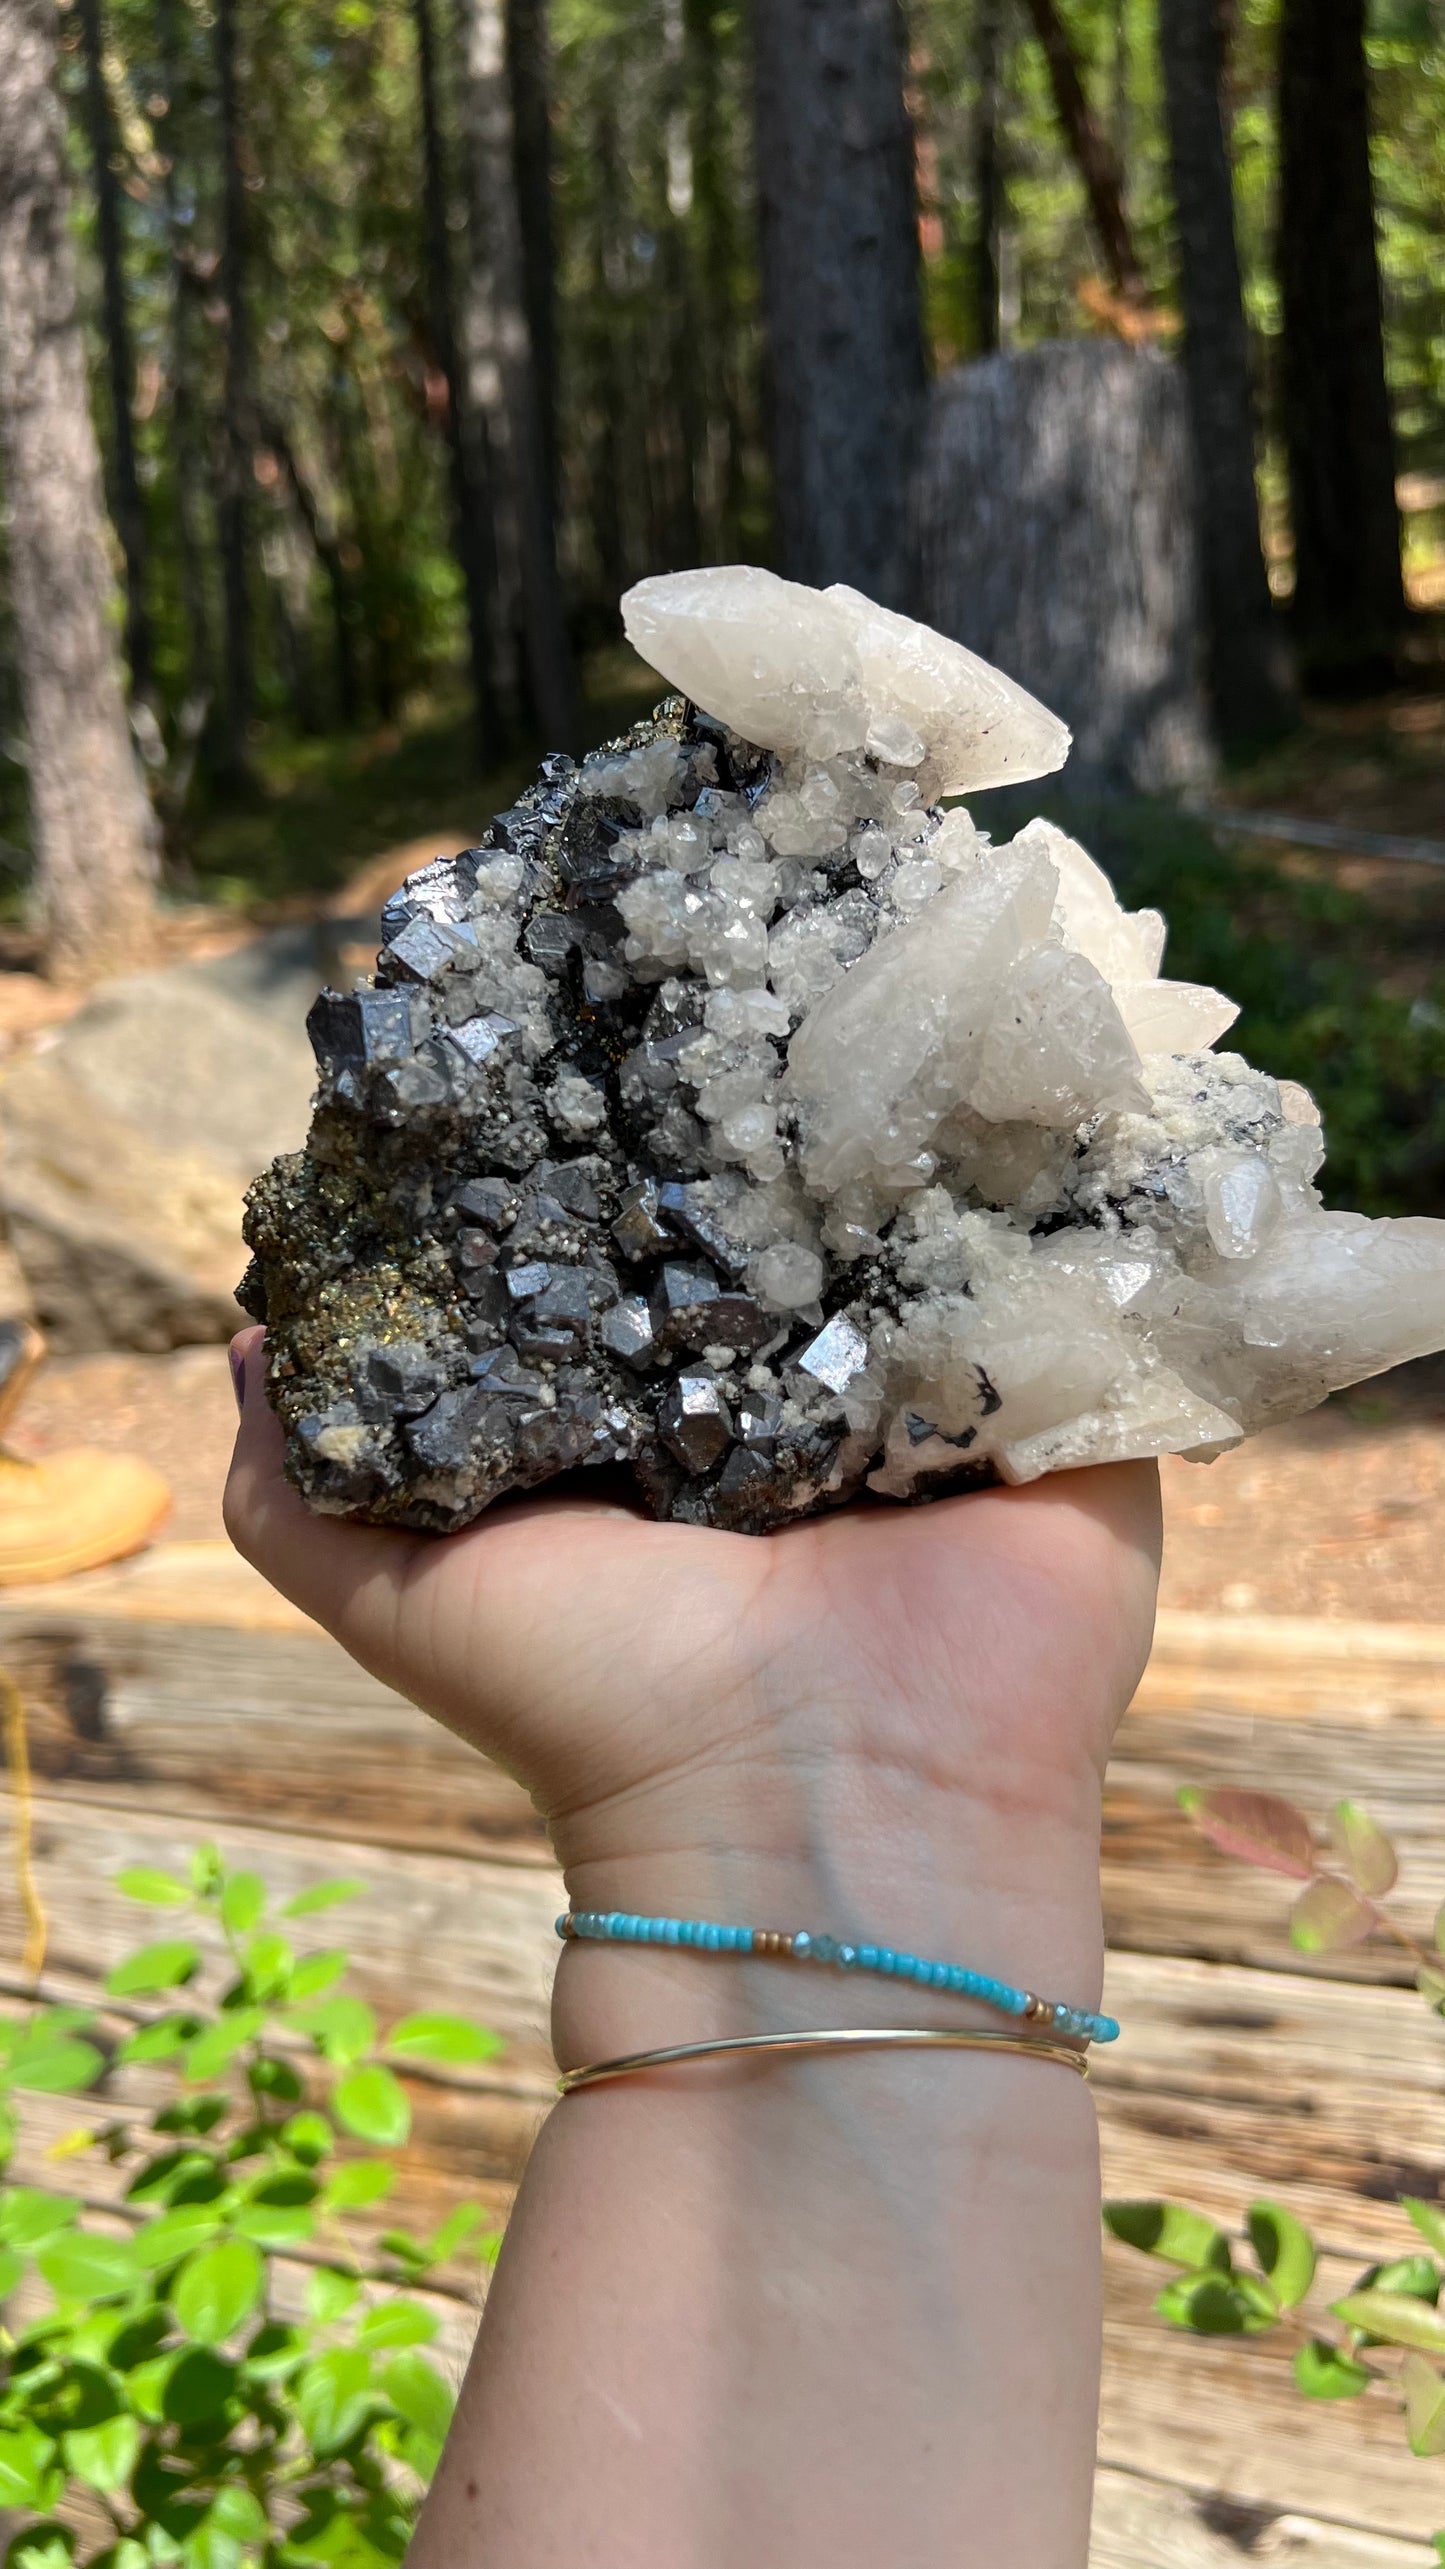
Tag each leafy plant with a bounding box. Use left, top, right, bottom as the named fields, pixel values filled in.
left=0, top=1847, right=501, bottom=2567
left=1106, top=1787, right=1445, bottom=2537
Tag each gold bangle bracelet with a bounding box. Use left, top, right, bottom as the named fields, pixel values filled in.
left=558, top=2024, right=1090, bottom=2093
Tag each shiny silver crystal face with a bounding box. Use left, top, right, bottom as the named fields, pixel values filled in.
left=242, top=569, right=1445, bottom=1535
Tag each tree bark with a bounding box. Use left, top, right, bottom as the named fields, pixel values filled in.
left=1021, top=0, right=1143, bottom=305
left=264, top=415, right=361, bottom=730
left=684, top=0, right=747, bottom=559
left=156, top=0, right=214, bottom=704
left=412, top=0, right=500, bottom=765
left=0, top=0, right=156, bottom=980
left=1278, top=0, right=1405, bottom=676
left=1158, top=0, right=1295, bottom=746
left=973, top=0, right=1004, bottom=356
left=747, top=0, right=926, bottom=605
left=456, top=0, right=579, bottom=748
left=77, top=0, right=152, bottom=705
left=504, top=0, right=557, bottom=514
left=214, top=0, right=254, bottom=785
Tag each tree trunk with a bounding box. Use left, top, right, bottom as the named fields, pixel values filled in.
left=504, top=0, right=557, bottom=514
left=412, top=0, right=500, bottom=765
left=0, top=0, right=156, bottom=980
left=77, top=0, right=151, bottom=705
left=1278, top=0, right=1405, bottom=677
left=1158, top=0, right=1295, bottom=746
left=456, top=0, right=579, bottom=748
left=973, top=0, right=1004, bottom=356
left=156, top=0, right=214, bottom=704
left=1021, top=0, right=1143, bottom=304
left=214, top=0, right=254, bottom=785
left=747, top=0, right=925, bottom=605
left=264, top=415, right=361, bottom=730
left=684, top=0, right=747, bottom=559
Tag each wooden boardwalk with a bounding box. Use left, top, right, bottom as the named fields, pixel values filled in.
left=3, top=1542, right=1444, bottom=2563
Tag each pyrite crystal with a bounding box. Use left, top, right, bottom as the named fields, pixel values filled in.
left=242, top=567, right=1445, bottom=1533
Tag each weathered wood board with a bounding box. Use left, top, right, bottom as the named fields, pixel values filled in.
left=3, top=1544, right=1445, bottom=2562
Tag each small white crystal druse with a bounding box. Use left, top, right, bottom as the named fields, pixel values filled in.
left=243, top=567, right=1445, bottom=1531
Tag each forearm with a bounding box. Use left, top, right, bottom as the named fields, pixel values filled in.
left=412, top=1785, right=1109, bottom=2569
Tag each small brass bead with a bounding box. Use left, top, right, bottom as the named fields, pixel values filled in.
left=1022, top=1994, right=1047, bottom=2022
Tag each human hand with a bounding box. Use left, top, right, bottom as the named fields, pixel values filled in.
left=224, top=1324, right=1160, bottom=2052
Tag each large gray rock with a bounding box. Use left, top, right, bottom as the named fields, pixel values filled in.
left=0, top=932, right=320, bottom=1351
left=914, top=341, right=1213, bottom=792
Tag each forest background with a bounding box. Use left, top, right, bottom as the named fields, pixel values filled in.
left=0, top=0, right=1443, bottom=1212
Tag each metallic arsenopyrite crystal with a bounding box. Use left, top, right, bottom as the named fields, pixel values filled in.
left=241, top=565, right=1445, bottom=1535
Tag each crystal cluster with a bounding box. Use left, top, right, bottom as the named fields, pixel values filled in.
left=241, top=566, right=1445, bottom=1533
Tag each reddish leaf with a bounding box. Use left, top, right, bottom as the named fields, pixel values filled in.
left=1290, top=1875, right=1377, bottom=1955
left=1179, top=1787, right=1316, bottom=1880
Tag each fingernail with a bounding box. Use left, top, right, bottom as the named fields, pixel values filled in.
left=229, top=1345, right=247, bottom=1416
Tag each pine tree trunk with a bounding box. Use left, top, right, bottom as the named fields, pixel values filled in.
left=1278, top=0, right=1405, bottom=677
left=1021, top=0, right=1142, bottom=304
left=1158, top=0, right=1294, bottom=746
left=973, top=0, right=1003, bottom=356
left=456, top=0, right=579, bottom=748
left=77, top=0, right=151, bottom=705
left=504, top=0, right=557, bottom=513
left=412, top=0, right=500, bottom=765
left=747, top=0, right=925, bottom=605
left=0, top=0, right=157, bottom=981
left=156, top=0, right=214, bottom=703
left=214, top=0, right=254, bottom=785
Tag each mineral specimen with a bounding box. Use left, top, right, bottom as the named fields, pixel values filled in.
left=241, top=564, right=1445, bottom=1534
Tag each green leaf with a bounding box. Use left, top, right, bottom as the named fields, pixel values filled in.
left=1405, top=2201, right=1445, bottom=2260
left=1332, top=2289, right=1445, bottom=2353
left=0, top=2422, right=61, bottom=2509
left=1370, top=2254, right=1440, bottom=2303
left=232, top=2199, right=316, bottom=2249
left=426, top=2204, right=484, bottom=2264
left=106, top=1940, right=201, bottom=1998
left=289, top=1951, right=349, bottom=2003
left=1290, top=1876, right=1377, bottom=1955
left=385, top=2012, right=501, bottom=2067
left=37, top=2231, right=136, bottom=2301
left=115, top=1868, right=191, bottom=1907
left=381, top=2350, right=454, bottom=2441
left=3, top=2528, right=73, bottom=2569
left=283, top=2110, right=335, bottom=2165
left=1293, top=2337, right=1372, bottom=2399
left=322, top=2158, right=395, bottom=2212
left=219, top=1871, right=266, bottom=1934
left=296, top=2347, right=373, bottom=2454
left=284, top=1879, right=366, bottom=1918
left=0, top=2246, right=24, bottom=2296
left=247, top=2054, right=303, bottom=2102
left=334, top=2064, right=411, bottom=2147
left=355, top=2298, right=438, bottom=2351
left=291, top=1996, right=377, bottom=2066
left=1329, top=1801, right=1398, bottom=1898
left=181, top=2012, right=264, bottom=2082
left=1102, top=2200, right=1232, bottom=2272
left=307, top=2266, right=360, bottom=2323
left=1155, top=2270, right=1277, bottom=2335
left=118, top=2016, right=197, bottom=2065
left=190, top=1845, right=224, bottom=1897
left=1404, top=2353, right=1445, bottom=2457
left=6, top=2036, right=103, bottom=2095
left=242, top=1932, right=294, bottom=1998
left=1177, top=1786, right=1315, bottom=1878
left=133, top=2205, right=224, bottom=2271
left=242, top=2320, right=307, bottom=2381
left=0, top=2188, right=79, bottom=2249
left=1248, top=2202, right=1316, bottom=2308
left=161, top=2347, right=236, bottom=2426
left=63, top=2410, right=140, bottom=2492
left=171, top=2238, right=264, bottom=2345
left=1420, top=1964, right=1445, bottom=2015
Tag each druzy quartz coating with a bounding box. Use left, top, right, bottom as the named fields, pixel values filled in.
left=241, top=565, right=1445, bottom=1534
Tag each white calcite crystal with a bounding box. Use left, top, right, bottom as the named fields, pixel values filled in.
left=246, top=566, right=1445, bottom=1533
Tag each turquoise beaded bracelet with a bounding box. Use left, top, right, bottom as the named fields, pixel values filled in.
left=555, top=1908, right=1118, bottom=2045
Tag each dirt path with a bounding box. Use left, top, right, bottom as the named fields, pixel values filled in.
left=12, top=1346, right=1445, bottom=1625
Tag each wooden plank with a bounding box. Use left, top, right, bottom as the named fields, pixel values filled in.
left=0, top=1794, right=565, bottom=2097
left=1090, top=2468, right=1439, bottom=2565
left=1095, top=1950, right=1445, bottom=2265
